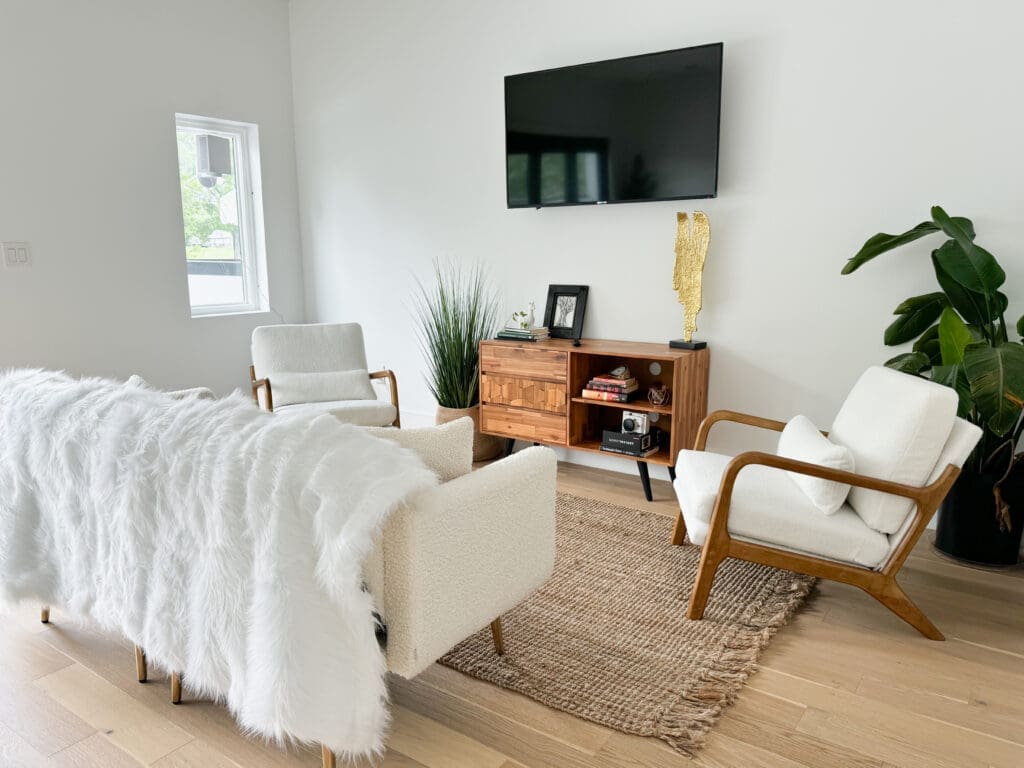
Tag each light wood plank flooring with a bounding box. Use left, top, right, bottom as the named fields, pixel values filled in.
left=2, top=462, right=1022, bottom=767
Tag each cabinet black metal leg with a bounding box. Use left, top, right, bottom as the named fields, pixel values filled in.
left=504, top=438, right=516, bottom=457
left=637, top=461, right=653, bottom=502
left=668, top=465, right=676, bottom=483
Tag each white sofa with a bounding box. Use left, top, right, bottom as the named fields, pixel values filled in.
left=362, top=417, right=557, bottom=678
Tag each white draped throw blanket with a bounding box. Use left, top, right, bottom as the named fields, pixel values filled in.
left=0, top=369, right=436, bottom=758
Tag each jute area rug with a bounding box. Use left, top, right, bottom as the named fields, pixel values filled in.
left=440, top=492, right=814, bottom=755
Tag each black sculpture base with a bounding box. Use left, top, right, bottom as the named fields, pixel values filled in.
left=669, top=339, right=707, bottom=350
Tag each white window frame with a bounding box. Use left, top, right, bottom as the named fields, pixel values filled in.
left=175, top=113, right=269, bottom=318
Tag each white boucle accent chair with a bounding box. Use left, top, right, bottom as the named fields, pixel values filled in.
left=671, top=366, right=982, bottom=640
left=250, top=322, right=400, bottom=427
left=360, top=417, right=557, bottom=679
left=333, top=416, right=558, bottom=768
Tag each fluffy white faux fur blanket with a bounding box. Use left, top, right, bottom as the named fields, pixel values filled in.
left=0, top=369, right=435, bottom=758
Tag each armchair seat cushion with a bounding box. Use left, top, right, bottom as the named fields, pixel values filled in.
left=274, top=399, right=397, bottom=427
left=674, top=450, right=890, bottom=569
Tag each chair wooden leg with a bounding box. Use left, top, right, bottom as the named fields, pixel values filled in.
left=40, top=606, right=50, bottom=624
left=134, top=646, right=147, bottom=682
left=670, top=511, right=687, bottom=545
left=490, top=618, right=505, bottom=655
left=869, top=578, right=944, bottom=641
left=687, top=546, right=726, bottom=620
left=170, top=672, right=182, bottom=704
left=321, top=744, right=336, bottom=768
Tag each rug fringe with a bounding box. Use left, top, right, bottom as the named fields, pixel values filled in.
left=656, top=575, right=815, bottom=754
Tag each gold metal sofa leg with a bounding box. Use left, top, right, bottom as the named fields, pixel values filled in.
left=170, top=671, right=182, bottom=704
left=134, top=646, right=148, bottom=682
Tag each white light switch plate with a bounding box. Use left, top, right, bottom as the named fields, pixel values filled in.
left=2, top=241, right=32, bottom=268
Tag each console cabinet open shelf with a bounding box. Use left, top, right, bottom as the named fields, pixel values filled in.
left=479, top=338, right=710, bottom=500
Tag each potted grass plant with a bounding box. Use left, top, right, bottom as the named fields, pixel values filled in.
left=842, top=206, right=1024, bottom=565
left=414, top=260, right=504, bottom=461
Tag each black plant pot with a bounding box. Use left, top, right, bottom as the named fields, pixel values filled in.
left=935, top=465, right=1024, bottom=566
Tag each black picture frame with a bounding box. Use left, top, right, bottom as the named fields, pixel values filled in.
left=543, top=285, right=588, bottom=343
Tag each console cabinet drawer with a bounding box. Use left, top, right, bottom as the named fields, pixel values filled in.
left=480, top=344, right=568, bottom=381
left=480, top=404, right=567, bottom=445
left=480, top=374, right=567, bottom=414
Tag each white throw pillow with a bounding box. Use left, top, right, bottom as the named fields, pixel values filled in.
left=271, top=370, right=376, bottom=407
left=776, top=415, right=855, bottom=515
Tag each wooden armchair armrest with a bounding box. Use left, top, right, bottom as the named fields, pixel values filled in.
left=694, top=410, right=788, bottom=451
left=694, top=410, right=831, bottom=451
left=719, top=451, right=949, bottom=503
left=369, top=369, right=400, bottom=427
left=249, top=365, right=273, bottom=412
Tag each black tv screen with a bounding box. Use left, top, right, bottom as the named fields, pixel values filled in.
left=504, top=43, right=723, bottom=208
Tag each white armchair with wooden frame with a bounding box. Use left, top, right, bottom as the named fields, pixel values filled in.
left=671, top=366, right=982, bottom=640
left=249, top=322, right=400, bottom=427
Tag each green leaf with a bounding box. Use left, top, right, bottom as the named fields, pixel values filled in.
left=930, top=206, right=977, bottom=252
left=841, top=221, right=939, bottom=274
left=931, top=364, right=974, bottom=418
left=994, top=291, right=1009, bottom=315
left=931, top=238, right=1005, bottom=294
left=932, top=247, right=992, bottom=327
left=1018, top=313, right=1024, bottom=339
left=913, top=324, right=942, bottom=365
left=962, top=342, right=1024, bottom=436
left=883, top=293, right=948, bottom=346
left=885, top=351, right=932, bottom=374
left=938, top=307, right=974, bottom=365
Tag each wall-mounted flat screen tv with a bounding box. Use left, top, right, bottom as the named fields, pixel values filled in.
left=505, top=43, right=723, bottom=208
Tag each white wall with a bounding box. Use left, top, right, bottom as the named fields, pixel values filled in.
left=290, top=0, right=1023, bottom=469
left=0, top=0, right=303, bottom=394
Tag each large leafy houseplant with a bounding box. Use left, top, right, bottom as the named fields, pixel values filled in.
left=413, top=260, right=503, bottom=460
left=843, top=206, right=1024, bottom=564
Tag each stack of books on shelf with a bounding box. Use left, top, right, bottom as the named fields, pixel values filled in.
left=581, top=367, right=638, bottom=403
left=495, top=326, right=550, bottom=342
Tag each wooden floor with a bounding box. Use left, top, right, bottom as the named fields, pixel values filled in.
left=2, top=462, right=1023, bottom=768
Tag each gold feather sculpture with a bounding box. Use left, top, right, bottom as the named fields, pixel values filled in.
left=672, top=211, right=710, bottom=345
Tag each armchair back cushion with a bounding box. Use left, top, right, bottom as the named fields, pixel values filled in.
left=776, top=414, right=855, bottom=514
left=252, top=323, right=369, bottom=377
left=885, top=416, right=983, bottom=557
left=364, top=417, right=474, bottom=483
left=270, top=370, right=376, bottom=407
left=830, top=366, right=958, bottom=534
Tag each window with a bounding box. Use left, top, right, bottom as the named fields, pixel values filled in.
left=175, top=114, right=267, bottom=316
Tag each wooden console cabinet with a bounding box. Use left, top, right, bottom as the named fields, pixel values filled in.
left=479, top=338, right=710, bottom=500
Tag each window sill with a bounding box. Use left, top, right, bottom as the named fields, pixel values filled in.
left=190, top=308, right=271, bottom=320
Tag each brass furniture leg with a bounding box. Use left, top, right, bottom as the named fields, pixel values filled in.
left=40, top=606, right=50, bottom=623
left=170, top=672, right=182, bottom=704
left=490, top=618, right=505, bottom=655
left=134, top=646, right=148, bottom=682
